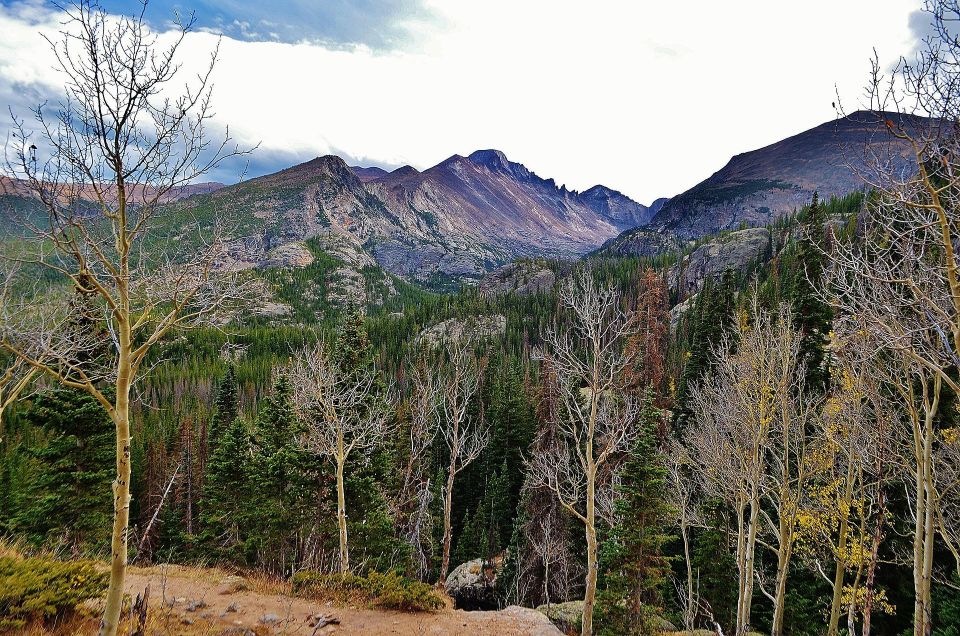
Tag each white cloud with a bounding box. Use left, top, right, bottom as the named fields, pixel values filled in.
left=0, top=0, right=921, bottom=203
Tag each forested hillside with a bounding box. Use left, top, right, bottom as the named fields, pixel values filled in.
left=3, top=2, right=960, bottom=636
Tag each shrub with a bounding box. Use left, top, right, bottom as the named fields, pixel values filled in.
left=290, top=570, right=444, bottom=612
left=0, top=556, right=108, bottom=630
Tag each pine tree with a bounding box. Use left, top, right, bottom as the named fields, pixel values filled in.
left=210, top=365, right=238, bottom=443
left=788, top=192, right=833, bottom=391
left=596, top=398, right=674, bottom=635
left=12, top=389, right=113, bottom=553
left=199, top=416, right=253, bottom=562
left=247, top=372, right=318, bottom=574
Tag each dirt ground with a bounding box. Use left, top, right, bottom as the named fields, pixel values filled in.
left=120, top=564, right=563, bottom=636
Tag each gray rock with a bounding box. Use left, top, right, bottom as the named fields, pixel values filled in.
left=670, top=227, right=770, bottom=296
left=536, top=600, right=584, bottom=634
left=417, top=314, right=507, bottom=346
left=479, top=262, right=555, bottom=297
left=259, top=613, right=281, bottom=625
left=444, top=557, right=502, bottom=610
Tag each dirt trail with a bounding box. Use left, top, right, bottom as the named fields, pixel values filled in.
left=123, top=565, right=562, bottom=635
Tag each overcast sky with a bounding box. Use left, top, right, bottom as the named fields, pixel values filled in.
left=0, top=0, right=924, bottom=204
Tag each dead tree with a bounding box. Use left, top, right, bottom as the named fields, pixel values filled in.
left=436, top=338, right=488, bottom=585
left=289, top=340, right=393, bottom=574
left=526, top=268, right=641, bottom=636
left=0, top=3, right=251, bottom=633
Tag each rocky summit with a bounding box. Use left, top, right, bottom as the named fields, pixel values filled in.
left=164, top=149, right=655, bottom=284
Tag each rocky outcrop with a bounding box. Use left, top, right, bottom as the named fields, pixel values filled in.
left=670, top=227, right=770, bottom=296
left=593, top=226, right=682, bottom=258
left=417, top=314, right=507, bottom=346
left=479, top=262, right=556, bottom=297
left=444, top=558, right=502, bottom=610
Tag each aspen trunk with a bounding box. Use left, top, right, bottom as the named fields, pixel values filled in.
left=582, top=470, right=597, bottom=636
left=336, top=457, right=350, bottom=573
left=738, top=489, right=760, bottom=635
left=828, top=455, right=857, bottom=636
left=771, top=534, right=793, bottom=636
left=439, top=465, right=456, bottom=585
left=100, top=340, right=132, bottom=636
left=681, top=516, right=695, bottom=630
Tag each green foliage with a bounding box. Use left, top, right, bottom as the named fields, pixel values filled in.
left=244, top=373, right=320, bottom=574
left=596, top=399, right=675, bottom=636
left=290, top=570, right=444, bottom=611
left=0, top=555, right=108, bottom=630
left=10, top=389, right=113, bottom=552
left=199, top=416, right=253, bottom=562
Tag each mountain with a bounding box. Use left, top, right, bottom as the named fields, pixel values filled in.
left=0, top=176, right=223, bottom=205
left=622, top=111, right=923, bottom=247
left=350, top=166, right=389, bottom=182
left=173, top=149, right=654, bottom=283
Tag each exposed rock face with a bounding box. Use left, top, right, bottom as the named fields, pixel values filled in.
left=173, top=150, right=652, bottom=283
left=594, top=226, right=682, bottom=258
left=417, top=314, right=507, bottom=346
left=479, top=261, right=556, bottom=297
left=647, top=111, right=922, bottom=240
left=262, top=242, right=315, bottom=268
left=444, top=558, right=501, bottom=610
left=670, top=227, right=770, bottom=296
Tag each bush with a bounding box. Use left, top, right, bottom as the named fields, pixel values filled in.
left=290, top=570, right=444, bottom=612
left=0, top=556, right=108, bottom=630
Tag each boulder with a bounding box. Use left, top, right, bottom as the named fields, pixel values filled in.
left=536, top=600, right=583, bottom=634
left=444, top=557, right=502, bottom=610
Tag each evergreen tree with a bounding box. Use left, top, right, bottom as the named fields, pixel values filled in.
left=210, top=365, right=238, bottom=443
left=199, top=416, right=252, bottom=562
left=675, top=270, right=737, bottom=429
left=247, top=372, right=319, bottom=574
left=596, top=399, right=674, bottom=635
left=12, top=389, right=113, bottom=552
left=788, top=192, right=833, bottom=391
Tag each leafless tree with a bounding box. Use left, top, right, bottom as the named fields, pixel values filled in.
left=436, top=338, right=488, bottom=585
left=526, top=268, right=641, bottom=636
left=397, top=357, right=441, bottom=580
left=289, top=340, right=393, bottom=574
left=827, top=2, right=960, bottom=621
left=665, top=439, right=704, bottom=631
left=0, top=3, right=252, bottom=633
left=685, top=301, right=809, bottom=636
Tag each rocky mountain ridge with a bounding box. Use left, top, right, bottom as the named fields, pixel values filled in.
left=172, top=149, right=657, bottom=283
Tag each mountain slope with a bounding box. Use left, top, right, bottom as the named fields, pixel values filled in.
left=644, top=110, right=922, bottom=239
left=176, top=149, right=653, bottom=283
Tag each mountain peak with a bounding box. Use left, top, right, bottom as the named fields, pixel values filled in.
left=468, top=149, right=510, bottom=170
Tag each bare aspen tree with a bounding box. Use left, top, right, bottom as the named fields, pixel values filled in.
left=0, top=3, right=251, bottom=634
left=437, top=338, right=488, bottom=585
left=828, top=3, right=960, bottom=631
left=797, top=329, right=895, bottom=636
left=526, top=269, right=641, bottom=636
left=399, top=357, right=441, bottom=579
left=685, top=301, right=808, bottom=636
left=290, top=340, right=393, bottom=574
left=665, top=439, right=702, bottom=632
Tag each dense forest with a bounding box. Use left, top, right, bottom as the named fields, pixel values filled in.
left=2, top=2, right=960, bottom=636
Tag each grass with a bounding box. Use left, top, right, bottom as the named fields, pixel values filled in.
left=290, top=570, right=446, bottom=612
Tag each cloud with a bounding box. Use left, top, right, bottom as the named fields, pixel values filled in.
left=0, top=0, right=925, bottom=204
left=92, top=0, right=440, bottom=49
